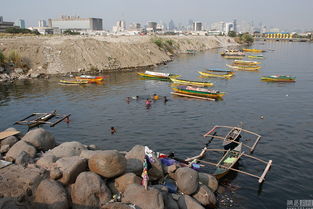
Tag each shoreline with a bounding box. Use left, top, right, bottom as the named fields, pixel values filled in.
left=0, top=35, right=238, bottom=82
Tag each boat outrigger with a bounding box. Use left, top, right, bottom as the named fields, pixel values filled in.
left=261, top=75, right=296, bottom=82
left=170, top=78, right=214, bottom=87
left=15, top=110, right=71, bottom=129
left=137, top=71, right=180, bottom=81
left=198, top=69, right=234, bottom=79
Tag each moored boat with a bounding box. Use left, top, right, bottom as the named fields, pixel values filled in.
left=138, top=71, right=180, bottom=81
left=59, top=79, right=89, bottom=85
left=172, top=85, right=225, bottom=98
left=248, top=55, right=264, bottom=59
left=221, top=50, right=245, bottom=59
left=261, top=75, right=296, bottom=82
left=198, top=69, right=234, bottom=79
left=75, top=75, right=105, bottom=83
left=226, top=64, right=261, bottom=71
left=233, top=60, right=261, bottom=65
left=242, top=48, right=265, bottom=53
left=170, top=78, right=214, bottom=87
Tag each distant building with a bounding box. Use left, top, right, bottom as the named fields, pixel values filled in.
left=48, top=16, right=103, bottom=32
left=38, top=20, right=47, bottom=27
left=168, top=20, right=175, bottom=31
left=112, top=20, right=126, bottom=33
left=211, top=21, right=225, bottom=33
left=15, top=19, right=25, bottom=29
left=146, top=21, right=157, bottom=32
left=225, top=22, right=234, bottom=34
left=128, top=23, right=141, bottom=31
left=193, top=22, right=202, bottom=31
left=233, top=19, right=237, bottom=32
left=0, top=16, right=14, bottom=32
left=269, top=28, right=280, bottom=33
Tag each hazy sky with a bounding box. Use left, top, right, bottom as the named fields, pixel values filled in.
left=1, top=0, right=312, bottom=31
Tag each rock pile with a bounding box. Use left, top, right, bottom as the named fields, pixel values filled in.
left=0, top=127, right=219, bottom=209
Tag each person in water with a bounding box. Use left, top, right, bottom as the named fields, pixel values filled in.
left=152, top=94, right=159, bottom=100
left=126, top=97, right=130, bottom=104
left=163, top=96, right=168, bottom=104
left=110, top=127, right=116, bottom=134
left=145, top=98, right=152, bottom=109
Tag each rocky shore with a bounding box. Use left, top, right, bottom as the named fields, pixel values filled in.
left=0, top=127, right=221, bottom=209
left=0, top=35, right=238, bottom=82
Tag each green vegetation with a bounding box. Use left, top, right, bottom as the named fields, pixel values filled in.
left=5, top=27, right=40, bottom=35
left=228, top=31, right=237, bottom=37
left=63, top=29, right=80, bottom=35
left=151, top=37, right=176, bottom=54
left=7, top=51, right=22, bottom=67
left=0, top=51, right=4, bottom=66
left=0, top=50, right=28, bottom=68
left=232, top=33, right=254, bottom=44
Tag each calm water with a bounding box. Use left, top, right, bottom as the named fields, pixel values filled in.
left=1, top=41, right=313, bottom=209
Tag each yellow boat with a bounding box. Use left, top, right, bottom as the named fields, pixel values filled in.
left=198, top=71, right=234, bottom=79
left=242, top=49, right=265, bottom=53
left=248, top=55, right=264, bottom=59
left=233, top=60, right=261, bottom=65
left=137, top=71, right=180, bottom=81
left=222, top=55, right=244, bottom=59
left=226, top=64, right=261, bottom=71
left=172, top=85, right=225, bottom=99
left=170, top=78, right=214, bottom=87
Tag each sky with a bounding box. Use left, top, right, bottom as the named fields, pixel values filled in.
left=1, top=0, right=312, bottom=31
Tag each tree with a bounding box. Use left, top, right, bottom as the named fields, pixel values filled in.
left=240, top=33, right=254, bottom=44
left=228, top=31, right=237, bottom=37
left=63, top=29, right=80, bottom=35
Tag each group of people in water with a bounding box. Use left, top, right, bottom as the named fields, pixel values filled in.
left=126, top=94, right=168, bottom=108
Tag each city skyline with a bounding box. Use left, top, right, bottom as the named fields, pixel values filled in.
left=1, top=0, right=312, bottom=31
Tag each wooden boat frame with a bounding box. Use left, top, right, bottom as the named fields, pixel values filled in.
left=172, top=85, right=225, bottom=98
left=15, top=110, right=71, bottom=129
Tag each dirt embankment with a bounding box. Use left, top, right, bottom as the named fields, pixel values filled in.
left=0, top=35, right=238, bottom=77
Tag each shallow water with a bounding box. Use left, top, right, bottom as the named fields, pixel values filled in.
left=1, top=41, right=313, bottom=209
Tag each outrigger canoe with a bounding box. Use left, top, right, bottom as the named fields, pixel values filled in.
left=222, top=55, right=244, bottom=59
left=226, top=64, right=261, bottom=71
left=242, top=48, right=265, bottom=53
left=233, top=60, right=261, bottom=65
left=59, top=79, right=88, bottom=85
left=198, top=70, right=234, bottom=79
left=138, top=71, right=180, bottom=81
left=261, top=75, right=296, bottom=82
left=248, top=55, right=264, bottom=59
left=172, top=85, right=225, bottom=99
left=170, top=78, right=214, bottom=87
left=75, top=75, right=104, bottom=83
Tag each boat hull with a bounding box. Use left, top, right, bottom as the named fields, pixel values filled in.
left=59, top=80, right=88, bottom=84
left=243, top=49, right=264, bottom=53
left=226, top=64, right=261, bottom=71
left=170, top=78, right=214, bottom=87
left=137, top=73, right=180, bottom=81
left=172, top=86, right=224, bottom=98
left=199, top=71, right=234, bottom=79
left=261, top=76, right=296, bottom=82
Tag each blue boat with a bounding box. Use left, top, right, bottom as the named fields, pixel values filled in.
left=207, top=69, right=232, bottom=73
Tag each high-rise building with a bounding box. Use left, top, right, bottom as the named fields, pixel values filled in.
left=193, top=22, right=202, bottom=31
left=112, top=20, right=126, bottom=32
left=15, top=19, right=25, bottom=29
left=38, top=20, right=47, bottom=27
left=0, top=16, right=14, bottom=32
left=128, top=23, right=141, bottom=31
left=211, top=21, right=225, bottom=32
left=225, top=22, right=234, bottom=34
left=49, top=16, right=103, bottom=32
left=146, top=22, right=157, bottom=32
left=233, top=19, right=237, bottom=32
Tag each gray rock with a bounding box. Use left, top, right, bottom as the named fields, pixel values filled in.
left=88, top=144, right=97, bottom=150
left=175, top=167, right=199, bottom=195
left=0, top=67, right=4, bottom=73
left=0, top=197, right=30, bottom=209
left=33, top=179, right=69, bottom=209
left=50, top=167, right=62, bottom=180
left=88, top=150, right=126, bottom=178
left=1, top=135, right=18, bottom=147
left=79, top=150, right=106, bottom=160
left=0, top=144, right=10, bottom=153
left=14, top=68, right=24, bottom=74
left=47, top=141, right=86, bottom=158
left=15, top=151, right=34, bottom=167
left=122, top=184, right=164, bottom=209
left=36, top=154, right=57, bottom=169
left=114, top=172, right=142, bottom=193
left=55, top=156, right=87, bottom=185
left=192, top=184, right=216, bottom=207
left=71, top=172, right=111, bottom=209
left=22, top=128, right=56, bottom=151
left=5, top=140, right=37, bottom=161
left=101, top=202, right=135, bottom=209
left=198, top=172, right=218, bottom=192
left=177, top=195, right=205, bottom=209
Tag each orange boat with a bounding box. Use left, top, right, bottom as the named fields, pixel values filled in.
left=75, top=75, right=105, bottom=83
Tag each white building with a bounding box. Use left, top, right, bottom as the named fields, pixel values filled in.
left=211, top=21, right=225, bottom=33
left=225, top=22, right=234, bottom=34
left=49, top=16, right=103, bottom=32
left=38, top=20, right=47, bottom=27
left=112, top=20, right=126, bottom=33
left=15, top=19, right=25, bottom=29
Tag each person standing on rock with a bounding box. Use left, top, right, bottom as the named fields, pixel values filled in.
left=142, top=159, right=149, bottom=190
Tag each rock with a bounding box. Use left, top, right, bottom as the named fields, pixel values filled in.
left=163, top=164, right=178, bottom=174
left=0, top=144, right=10, bottom=153
left=101, top=202, right=134, bottom=209
left=80, top=150, right=106, bottom=160
left=36, top=154, right=57, bottom=169
left=50, top=167, right=62, bottom=180
left=0, top=67, right=4, bottom=73
left=55, top=156, right=87, bottom=185
left=198, top=173, right=218, bottom=192
left=1, top=135, right=18, bottom=147
left=122, top=184, right=164, bottom=209
left=47, top=141, right=87, bottom=158
left=175, top=167, right=199, bottom=195
left=89, top=150, right=126, bottom=178
left=33, top=179, right=69, bottom=209
left=0, top=164, right=46, bottom=198
left=22, top=128, right=56, bottom=151
left=0, top=197, right=30, bottom=209
left=14, top=68, right=24, bottom=74
left=178, top=195, right=204, bottom=209
left=154, top=187, right=179, bottom=209
left=71, top=172, right=111, bottom=209
left=88, top=144, right=97, bottom=150
left=15, top=151, right=34, bottom=167
left=5, top=140, right=37, bottom=161
left=192, top=184, right=216, bottom=207
left=114, top=173, right=142, bottom=193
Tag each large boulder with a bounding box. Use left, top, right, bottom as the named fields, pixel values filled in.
left=36, top=154, right=57, bottom=170
left=55, top=156, right=87, bottom=185
left=122, top=184, right=164, bottom=209
left=71, top=172, right=111, bottom=209
left=22, top=128, right=56, bottom=151
left=15, top=151, right=34, bottom=167
left=5, top=140, right=37, bottom=161
left=1, top=135, right=18, bottom=147
left=0, top=144, right=10, bottom=153
left=102, top=203, right=134, bottom=209
left=80, top=150, right=106, bottom=160
left=47, top=141, right=87, bottom=159
left=0, top=197, right=30, bottom=209
left=192, top=184, right=216, bottom=207
left=88, top=150, right=126, bottom=178
left=175, top=167, right=199, bottom=195
left=177, top=195, right=205, bottom=209
left=154, top=186, right=179, bottom=209
left=33, top=179, right=69, bottom=209
left=114, top=173, right=142, bottom=193
left=198, top=173, right=218, bottom=192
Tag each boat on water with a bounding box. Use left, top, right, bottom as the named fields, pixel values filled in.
left=75, top=75, right=105, bottom=83
left=248, top=55, right=264, bottom=59
left=172, top=85, right=225, bottom=98
left=226, top=64, right=261, bottom=71
left=242, top=48, right=265, bottom=53
left=221, top=50, right=245, bottom=59
left=170, top=78, right=214, bottom=87
left=59, top=79, right=89, bottom=85
left=233, top=60, right=261, bottom=65
left=185, top=49, right=197, bottom=54
left=261, top=75, right=296, bottom=82
left=138, top=71, right=180, bottom=81
left=198, top=69, right=234, bottom=79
